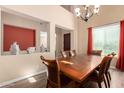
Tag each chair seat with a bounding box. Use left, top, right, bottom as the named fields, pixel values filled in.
left=89, top=71, right=105, bottom=83
left=96, top=66, right=100, bottom=71
left=88, top=70, right=99, bottom=81
left=60, top=74, right=75, bottom=87
left=92, top=50, right=102, bottom=56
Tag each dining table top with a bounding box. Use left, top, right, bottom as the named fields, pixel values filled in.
left=57, top=55, right=103, bottom=83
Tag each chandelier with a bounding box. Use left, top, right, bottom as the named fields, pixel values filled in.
left=75, top=5, right=100, bottom=22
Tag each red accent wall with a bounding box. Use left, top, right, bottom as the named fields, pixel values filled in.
left=4, top=24, right=36, bottom=51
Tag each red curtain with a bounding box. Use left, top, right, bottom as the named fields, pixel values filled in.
left=87, top=27, right=92, bottom=55
left=116, top=20, right=124, bottom=71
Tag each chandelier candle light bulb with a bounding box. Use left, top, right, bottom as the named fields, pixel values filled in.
left=75, top=8, right=81, bottom=16
left=94, top=5, right=100, bottom=14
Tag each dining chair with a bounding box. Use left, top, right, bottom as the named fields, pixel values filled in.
left=105, top=52, right=116, bottom=87
left=108, top=52, right=116, bottom=56
left=91, top=50, right=102, bottom=56
left=87, top=56, right=112, bottom=88
left=40, top=55, right=74, bottom=88
left=61, top=51, right=70, bottom=58
left=69, top=50, right=76, bottom=57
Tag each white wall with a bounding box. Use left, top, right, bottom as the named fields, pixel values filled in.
left=78, top=5, right=124, bottom=54
left=0, top=5, right=77, bottom=85
left=1, top=5, right=75, bottom=30
left=55, top=27, right=63, bottom=57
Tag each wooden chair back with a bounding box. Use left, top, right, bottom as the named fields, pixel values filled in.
left=105, top=52, right=116, bottom=73
left=108, top=52, right=116, bottom=56
left=98, top=56, right=112, bottom=81
left=61, top=51, right=70, bottom=58
left=40, top=56, right=60, bottom=87
left=70, top=50, right=76, bottom=57
left=92, top=50, right=102, bottom=56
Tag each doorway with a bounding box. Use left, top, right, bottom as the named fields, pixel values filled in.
left=55, top=27, right=71, bottom=58
left=64, top=33, right=71, bottom=51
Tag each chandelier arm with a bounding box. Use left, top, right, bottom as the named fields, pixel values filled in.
left=88, top=12, right=93, bottom=19
left=85, top=7, right=88, bottom=19
left=88, top=8, right=94, bottom=18
left=80, top=15, right=85, bottom=21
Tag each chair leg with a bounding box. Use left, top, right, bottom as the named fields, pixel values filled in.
left=105, top=74, right=110, bottom=88
left=108, top=72, right=111, bottom=80
left=103, top=75, right=108, bottom=88
left=98, top=81, right=102, bottom=88
left=46, top=82, right=48, bottom=88
left=46, top=80, right=50, bottom=88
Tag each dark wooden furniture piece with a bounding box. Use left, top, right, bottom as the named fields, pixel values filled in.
left=91, top=50, right=102, bottom=56
left=58, top=55, right=103, bottom=83
left=69, top=50, right=76, bottom=57
left=105, top=52, right=116, bottom=87
left=64, top=33, right=71, bottom=51
left=40, top=55, right=74, bottom=88
left=87, top=56, right=112, bottom=88
left=108, top=52, right=116, bottom=56
left=61, top=51, right=70, bottom=58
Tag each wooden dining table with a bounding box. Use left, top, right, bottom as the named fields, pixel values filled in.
left=57, top=55, right=103, bottom=83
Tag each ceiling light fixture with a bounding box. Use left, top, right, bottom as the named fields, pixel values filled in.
left=75, top=5, right=100, bottom=22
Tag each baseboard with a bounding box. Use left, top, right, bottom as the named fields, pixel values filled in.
left=0, top=69, right=47, bottom=87
left=110, top=65, right=116, bottom=69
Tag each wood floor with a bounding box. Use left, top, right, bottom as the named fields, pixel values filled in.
left=2, top=72, right=47, bottom=88
left=83, top=68, right=124, bottom=88
left=110, top=68, right=124, bottom=88
left=1, top=67, right=124, bottom=88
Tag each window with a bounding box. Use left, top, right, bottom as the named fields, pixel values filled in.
left=40, top=31, right=47, bottom=49
left=92, top=23, right=120, bottom=55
